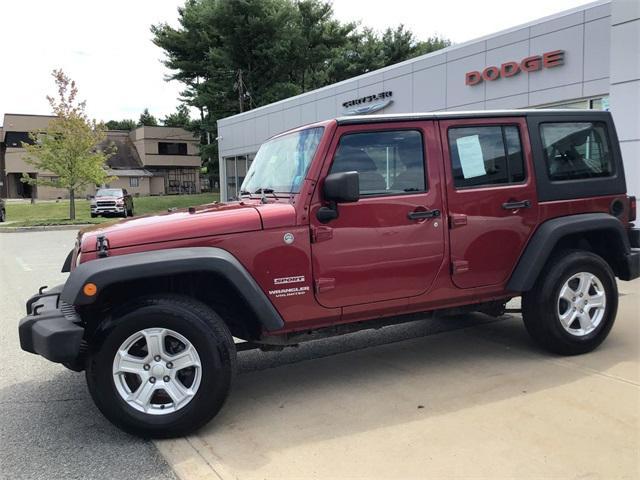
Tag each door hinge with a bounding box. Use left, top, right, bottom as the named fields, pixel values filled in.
left=449, top=214, right=467, bottom=229
left=311, top=225, right=333, bottom=243
left=452, top=260, right=469, bottom=274
left=315, top=278, right=336, bottom=293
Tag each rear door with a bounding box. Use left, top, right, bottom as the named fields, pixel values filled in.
left=440, top=117, right=539, bottom=289
left=310, top=121, right=445, bottom=308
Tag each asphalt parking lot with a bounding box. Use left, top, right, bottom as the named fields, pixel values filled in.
left=1, top=229, right=638, bottom=479
left=0, top=230, right=177, bottom=480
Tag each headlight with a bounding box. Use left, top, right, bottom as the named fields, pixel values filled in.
left=116, top=199, right=124, bottom=205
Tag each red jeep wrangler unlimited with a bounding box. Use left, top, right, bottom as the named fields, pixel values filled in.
left=19, top=110, right=639, bottom=437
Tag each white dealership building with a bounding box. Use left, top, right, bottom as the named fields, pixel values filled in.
left=217, top=0, right=639, bottom=200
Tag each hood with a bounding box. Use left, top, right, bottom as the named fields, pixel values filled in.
left=93, top=195, right=123, bottom=201
left=79, top=200, right=296, bottom=252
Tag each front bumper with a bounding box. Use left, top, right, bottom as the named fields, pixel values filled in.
left=19, top=284, right=84, bottom=364
left=91, top=205, right=125, bottom=215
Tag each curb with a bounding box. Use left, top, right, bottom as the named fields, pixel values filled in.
left=0, top=224, right=91, bottom=233
left=155, top=437, right=233, bottom=480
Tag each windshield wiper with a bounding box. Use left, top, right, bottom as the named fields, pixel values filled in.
left=253, top=187, right=278, bottom=203
left=238, top=190, right=252, bottom=197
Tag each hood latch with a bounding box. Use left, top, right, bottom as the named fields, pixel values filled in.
left=96, top=235, right=110, bottom=258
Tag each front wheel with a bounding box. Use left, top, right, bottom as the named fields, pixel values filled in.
left=522, top=250, right=618, bottom=355
left=86, top=295, right=236, bottom=438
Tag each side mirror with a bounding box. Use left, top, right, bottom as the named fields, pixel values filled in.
left=323, top=171, right=360, bottom=203
left=317, top=171, right=360, bottom=224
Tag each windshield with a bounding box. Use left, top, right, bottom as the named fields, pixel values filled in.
left=95, top=189, right=122, bottom=197
left=241, top=127, right=324, bottom=195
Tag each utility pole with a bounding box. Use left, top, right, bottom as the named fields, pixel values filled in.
left=237, top=69, right=244, bottom=113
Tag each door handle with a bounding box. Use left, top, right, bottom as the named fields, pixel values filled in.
left=408, top=209, right=441, bottom=220
left=502, top=200, right=531, bottom=210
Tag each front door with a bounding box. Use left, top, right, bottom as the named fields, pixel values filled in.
left=440, top=117, right=539, bottom=289
left=310, top=122, right=445, bottom=308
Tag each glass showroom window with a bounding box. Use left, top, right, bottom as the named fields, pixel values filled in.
left=225, top=154, right=255, bottom=199
left=539, top=96, right=610, bottom=111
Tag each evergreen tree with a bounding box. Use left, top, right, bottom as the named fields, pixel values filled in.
left=138, top=108, right=158, bottom=127
left=163, top=104, right=192, bottom=128
left=105, top=119, right=136, bottom=130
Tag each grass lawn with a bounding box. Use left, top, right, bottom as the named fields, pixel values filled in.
left=1, top=193, right=220, bottom=227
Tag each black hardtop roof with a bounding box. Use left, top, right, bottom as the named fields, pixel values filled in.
left=336, top=109, right=612, bottom=125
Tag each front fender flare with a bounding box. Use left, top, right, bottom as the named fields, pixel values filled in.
left=61, top=247, right=284, bottom=331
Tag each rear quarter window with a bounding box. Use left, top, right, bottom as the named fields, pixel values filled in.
left=540, top=122, right=613, bottom=181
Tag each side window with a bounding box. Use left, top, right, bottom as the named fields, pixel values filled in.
left=4, top=131, right=35, bottom=147
left=448, top=125, right=525, bottom=188
left=158, top=142, right=188, bottom=155
left=540, top=122, right=612, bottom=181
left=329, top=130, right=425, bottom=196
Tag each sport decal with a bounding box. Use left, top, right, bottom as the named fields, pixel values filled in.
left=274, top=275, right=305, bottom=285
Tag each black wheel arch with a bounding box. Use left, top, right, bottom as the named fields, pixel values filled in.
left=61, top=247, right=285, bottom=334
left=508, top=213, right=633, bottom=292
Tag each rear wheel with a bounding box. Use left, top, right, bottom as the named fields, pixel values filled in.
left=0, top=209, right=5, bottom=222
left=86, top=295, right=236, bottom=438
left=522, top=250, right=618, bottom=355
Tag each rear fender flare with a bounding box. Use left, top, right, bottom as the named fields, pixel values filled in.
left=507, top=213, right=630, bottom=292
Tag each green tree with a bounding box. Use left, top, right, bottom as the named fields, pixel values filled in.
left=22, top=70, right=115, bottom=219
left=414, top=35, right=452, bottom=58
left=151, top=0, right=450, bottom=188
left=326, top=26, right=451, bottom=83
left=290, top=0, right=356, bottom=90
left=163, top=104, right=192, bottom=127
left=138, top=108, right=158, bottom=126
left=105, top=118, right=137, bottom=130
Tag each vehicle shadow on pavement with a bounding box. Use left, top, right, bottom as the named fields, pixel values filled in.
left=0, top=372, right=175, bottom=480
left=195, top=315, right=629, bottom=472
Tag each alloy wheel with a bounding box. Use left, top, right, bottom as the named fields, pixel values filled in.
left=556, top=272, right=607, bottom=337
left=112, top=327, right=202, bottom=415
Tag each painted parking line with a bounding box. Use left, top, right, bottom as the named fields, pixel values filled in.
left=15, top=257, right=32, bottom=272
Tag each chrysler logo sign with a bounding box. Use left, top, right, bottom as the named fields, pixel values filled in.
left=343, top=91, right=393, bottom=115
left=465, top=50, right=564, bottom=86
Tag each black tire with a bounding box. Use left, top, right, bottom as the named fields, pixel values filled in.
left=121, top=209, right=128, bottom=218
left=128, top=208, right=134, bottom=217
left=522, top=250, right=618, bottom=355
left=90, top=213, right=97, bottom=218
left=0, top=209, right=5, bottom=222
left=86, top=295, right=236, bottom=438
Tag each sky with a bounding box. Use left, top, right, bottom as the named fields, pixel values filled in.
left=0, top=0, right=594, bottom=124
